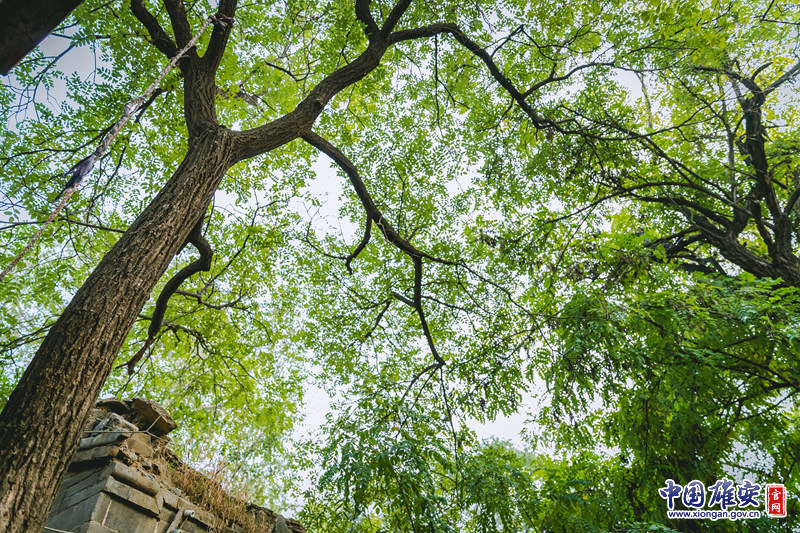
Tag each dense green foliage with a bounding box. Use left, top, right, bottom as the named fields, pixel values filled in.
left=1, top=0, right=798, bottom=530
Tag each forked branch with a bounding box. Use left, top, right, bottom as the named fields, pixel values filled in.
left=302, top=131, right=446, bottom=366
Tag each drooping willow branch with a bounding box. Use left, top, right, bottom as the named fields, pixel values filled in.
left=120, top=215, right=213, bottom=374
left=0, top=14, right=219, bottom=283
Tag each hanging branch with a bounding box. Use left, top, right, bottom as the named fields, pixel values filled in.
left=0, top=14, right=218, bottom=283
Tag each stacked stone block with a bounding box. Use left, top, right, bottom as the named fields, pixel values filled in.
left=43, top=398, right=303, bottom=533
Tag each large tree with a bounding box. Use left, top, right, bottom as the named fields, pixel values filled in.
left=1, top=0, right=799, bottom=531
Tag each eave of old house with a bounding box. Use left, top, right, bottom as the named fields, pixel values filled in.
left=45, top=398, right=305, bottom=533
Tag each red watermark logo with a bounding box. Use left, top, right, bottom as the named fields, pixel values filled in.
left=765, top=484, right=786, bottom=518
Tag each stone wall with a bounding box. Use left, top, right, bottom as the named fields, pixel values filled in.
left=44, top=398, right=304, bottom=533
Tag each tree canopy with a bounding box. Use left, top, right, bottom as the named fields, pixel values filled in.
left=1, top=0, right=799, bottom=531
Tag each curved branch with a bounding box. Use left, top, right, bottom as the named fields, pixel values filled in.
left=523, top=60, right=616, bottom=96
left=784, top=185, right=800, bottom=215
left=390, top=23, right=550, bottom=127
left=764, top=60, right=800, bottom=96
left=345, top=215, right=372, bottom=274
left=302, top=131, right=432, bottom=260
left=121, top=215, right=213, bottom=374
left=694, top=65, right=762, bottom=95
left=302, top=131, right=447, bottom=365
left=412, top=256, right=445, bottom=366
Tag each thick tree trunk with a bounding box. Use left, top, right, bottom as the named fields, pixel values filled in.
left=0, top=126, right=236, bottom=533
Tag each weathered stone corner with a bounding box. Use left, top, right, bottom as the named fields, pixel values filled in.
left=44, top=398, right=305, bottom=533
